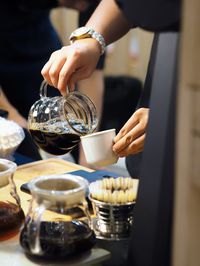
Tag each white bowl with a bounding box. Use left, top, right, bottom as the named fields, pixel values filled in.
left=0, top=118, right=25, bottom=158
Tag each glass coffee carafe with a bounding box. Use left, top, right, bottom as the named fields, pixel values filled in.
left=20, top=174, right=95, bottom=259
left=28, top=81, right=98, bottom=155
left=0, top=159, right=25, bottom=241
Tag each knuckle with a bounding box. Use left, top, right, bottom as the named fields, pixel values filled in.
left=137, top=109, right=143, bottom=117
left=120, top=128, right=126, bottom=136
left=49, top=69, right=57, bottom=78
left=140, top=107, right=146, bottom=113
left=60, top=47, right=67, bottom=52
left=125, top=135, right=133, bottom=144
left=70, top=47, right=80, bottom=58
left=50, top=51, right=58, bottom=59
left=41, top=68, right=46, bottom=76
left=51, top=51, right=57, bottom=56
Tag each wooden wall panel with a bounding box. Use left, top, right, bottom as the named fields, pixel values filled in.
left=173, top=0, right=200, bottom=265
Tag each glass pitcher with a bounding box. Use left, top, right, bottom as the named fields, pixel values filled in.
left=28, top=81, right=98, bottom=155
left=20, top=174, right=95, bottom=258
left=0, top=159, right=25, bottom=241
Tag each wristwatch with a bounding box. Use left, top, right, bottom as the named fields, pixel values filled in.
left=69, top=27, right=106, bottom=55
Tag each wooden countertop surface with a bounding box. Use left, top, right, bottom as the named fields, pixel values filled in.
left=15, top=158, right=93, bottom=214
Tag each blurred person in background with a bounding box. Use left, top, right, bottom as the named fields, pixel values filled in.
left=0, top=86, right=27, bottom=127
left=0, top=86, right=42, bottom=159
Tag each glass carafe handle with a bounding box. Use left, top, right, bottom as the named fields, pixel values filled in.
left=27, top=202, right=47, bottom=255
left=40, top=80, right=70, bottom=98
left=39, top=80, right=48, bottom=98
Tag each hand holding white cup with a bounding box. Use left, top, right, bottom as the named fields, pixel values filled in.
left=80, top=129, right=118, bottom=167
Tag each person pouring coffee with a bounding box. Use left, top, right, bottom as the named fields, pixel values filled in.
left=41, top=0, right=180, bottom=176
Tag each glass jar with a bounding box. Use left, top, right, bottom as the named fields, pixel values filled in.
left=20, top=174, right=95, bottom=258
left=28, top=81, right=98, bottom=155
left=0, top=159, right=25, bottom=241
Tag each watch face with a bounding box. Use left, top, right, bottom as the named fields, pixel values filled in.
left=73, top=27, right=90, bottom=37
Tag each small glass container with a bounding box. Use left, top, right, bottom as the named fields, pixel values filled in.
left=28, top=81, right=98, bottom=155
left=0, top=159, right=25, bottom=241
left=20, top=174, right=95, bottom=259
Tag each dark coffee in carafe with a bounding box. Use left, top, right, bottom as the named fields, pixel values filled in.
left=0, top=201, right=24, bottom=240
left=29, top=120, right=82, bottom=155
left=29, top=129, right=80, bottom=155
left=19, top=174, right=95, bottom=259
left=0, top=159, right=25, bottom=241
left=28, top=82, right=98, bottom=155
left=20, top=220, right=95, bottom=258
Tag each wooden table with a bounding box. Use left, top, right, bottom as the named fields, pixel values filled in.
left=0, top=158, right=110, bottom=266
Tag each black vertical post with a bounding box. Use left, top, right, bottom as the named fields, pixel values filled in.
left=127, top=33, right=179, bottom=266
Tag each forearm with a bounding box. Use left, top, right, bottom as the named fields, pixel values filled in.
left=0, top=88, right=16, bottom=113
left=77, top=70, right=104, bottom=167
left=86, top=0, right=132, bottom=45
left=0, top=88, right=27, bottom=127
left=77, top=70, right=104, bottom=122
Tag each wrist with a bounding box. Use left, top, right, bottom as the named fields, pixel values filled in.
left=8, top=107, right=20, bottom=117
left=72, top=38, right=102, bottom=57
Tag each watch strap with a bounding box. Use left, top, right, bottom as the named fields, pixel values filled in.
left=88, top=28, right=106, bottom=55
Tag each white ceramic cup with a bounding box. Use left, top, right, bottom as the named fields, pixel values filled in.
left=80, top=129, right=118, bottom=167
